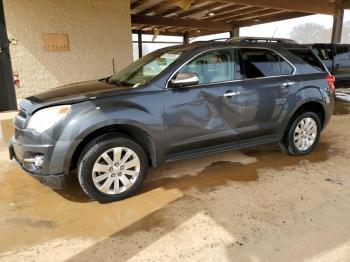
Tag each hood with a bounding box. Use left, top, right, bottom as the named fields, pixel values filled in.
left=27, top=80, right=130, bottom=105
left=19, top=80, right=134, bottom=114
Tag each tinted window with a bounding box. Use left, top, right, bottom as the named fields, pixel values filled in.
left=239, top=48, right=294, bottom=79
left=336, top=45, right=350, bottom=60
left=289, top=48, right=326, bottom=72
left=177, top=49, right=235, bottom=84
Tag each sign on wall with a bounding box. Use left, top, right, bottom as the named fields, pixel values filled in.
left=42, top=33, right=70, bottom=51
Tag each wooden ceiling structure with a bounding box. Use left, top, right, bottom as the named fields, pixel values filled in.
left=130, top=0, right=350, bottom=38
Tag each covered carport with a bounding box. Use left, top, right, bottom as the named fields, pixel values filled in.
left=130, top=0, right=349, bottom=55
left=0, top=0, right=349, bottom=111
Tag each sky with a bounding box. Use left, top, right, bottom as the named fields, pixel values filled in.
left=196, top=11, right=350, bottom=41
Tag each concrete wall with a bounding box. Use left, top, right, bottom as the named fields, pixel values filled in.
left=4, top=0, right=133, bottom=99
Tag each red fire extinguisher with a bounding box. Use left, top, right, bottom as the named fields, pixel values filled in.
left=13, top=72, right=20, bottom=88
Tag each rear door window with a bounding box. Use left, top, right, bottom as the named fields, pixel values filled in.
left=335, top=45, right=350, bottom=60
left=239, top=48, right=294, bottom=79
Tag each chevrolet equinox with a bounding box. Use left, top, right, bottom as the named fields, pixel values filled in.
left=9, top=39, right=335, bottom=202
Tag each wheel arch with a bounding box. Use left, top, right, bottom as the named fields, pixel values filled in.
left=65, top=124, right=158, bottom=175
left=281, top=100, right=326, bottom=142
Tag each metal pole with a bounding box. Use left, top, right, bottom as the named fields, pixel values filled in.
left=331, top=8, right=344, bottom=43
left=0, top=0, right=17, bottom=111
left=137, top=31, right=143, bottom=59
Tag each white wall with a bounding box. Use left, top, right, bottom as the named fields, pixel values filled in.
left=4, top=0, right=133, bottom=98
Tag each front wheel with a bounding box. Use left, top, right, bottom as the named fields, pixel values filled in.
left=280, top=112, right=321, bottom=156
left=78, top=135, right=148, bottom=202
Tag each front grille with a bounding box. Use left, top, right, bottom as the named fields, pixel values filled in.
left=14, top=128, right=23, bottom=142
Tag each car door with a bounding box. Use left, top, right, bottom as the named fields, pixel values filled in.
left=164, top=48, right=245, bottom=156
left=334, top=44, right=350, bottom=81
left=236, top=48, right=295, bottom=140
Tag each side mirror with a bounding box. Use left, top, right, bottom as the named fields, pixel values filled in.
left=170, top=73, right=199, bottom=88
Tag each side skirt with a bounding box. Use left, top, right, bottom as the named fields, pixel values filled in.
left=164, top=135, right=280, bottom=163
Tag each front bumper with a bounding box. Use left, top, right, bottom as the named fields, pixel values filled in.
left=9, top=133, right=71, bottom=189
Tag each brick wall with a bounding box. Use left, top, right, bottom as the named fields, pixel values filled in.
left=4, top=0, right=133, bottom=99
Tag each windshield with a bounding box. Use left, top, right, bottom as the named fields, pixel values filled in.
left=108, top=48, right=184, bottom=87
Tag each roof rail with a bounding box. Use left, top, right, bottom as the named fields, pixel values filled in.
left=191, top=38, right=229, bottom=43
left=227, top=37, right=299, bottom=44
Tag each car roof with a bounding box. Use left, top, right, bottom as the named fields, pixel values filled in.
left=149, top=38, right=313, bottom=58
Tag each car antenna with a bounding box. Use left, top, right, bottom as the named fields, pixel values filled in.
left=272, top=26, right=279, bottom=38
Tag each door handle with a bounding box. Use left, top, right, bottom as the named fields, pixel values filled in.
left=282, top=81, right=295, bottom=87
left=223, top=91, right=240, bottom=97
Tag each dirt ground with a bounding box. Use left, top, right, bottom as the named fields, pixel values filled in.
left=1, top=92, right=350, bottom=262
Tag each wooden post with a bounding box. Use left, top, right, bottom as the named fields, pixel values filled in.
left=137, top=31, right=143, bottom=59
left=331, top=5, right=344, bottom=43
left=183, top=31, right=189, bottom=44
left=230, top=27, right=240, bottom=38
left=0, top=0, right=17, bottom=111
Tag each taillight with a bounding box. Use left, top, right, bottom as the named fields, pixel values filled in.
left=326, top=75, right=335, bottom=93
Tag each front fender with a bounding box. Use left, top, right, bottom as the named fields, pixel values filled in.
left=51, top=95, right=165, bottom=175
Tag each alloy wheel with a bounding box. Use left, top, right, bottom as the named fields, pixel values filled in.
left=92, top=147, right=141, bottom=195
left=293, top=117, right=318, bottom=151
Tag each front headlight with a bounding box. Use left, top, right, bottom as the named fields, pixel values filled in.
left=27, top=105, right=71, bottom=133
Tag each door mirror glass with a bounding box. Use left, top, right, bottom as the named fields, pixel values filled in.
left=170, top=73, right=199, bottom=88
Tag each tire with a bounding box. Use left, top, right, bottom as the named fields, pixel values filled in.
left=78, top=134, right=148, bottom=203
left=281, top=112, right=321, bottom=156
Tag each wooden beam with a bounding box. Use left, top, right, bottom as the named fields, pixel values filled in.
left=131, top=0, right=151, bottom=10
left=342, top=0, right=350, bottom=9
left=156, top=0, right=207, bottom=16
left=132, top=29, right=184, bottom=36
left=137, top=0, right=169, bottom=15
left=176, top=2, right=232, bottom=18
left=210, top=7, right=267, bottom=21
left=131, top=14, right=235, bottom=30
left=189, top=29, right=228, bottom=37
left=220, top=0, right=336, bottom=15
left=235, top=12, right=309, bottom=27
left=234, top=9, right=285, bottom=21
left=201, top=5, right=255, bottom=21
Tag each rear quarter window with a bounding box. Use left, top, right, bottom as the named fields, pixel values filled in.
left=239, top=48, right=294, bottom=79
left=288, top=48, right=327, bottom=72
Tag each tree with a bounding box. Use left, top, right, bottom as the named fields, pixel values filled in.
left=289, top=23, right=331, bottom=44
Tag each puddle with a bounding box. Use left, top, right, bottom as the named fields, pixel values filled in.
left=334, top=91, right=350, bottom=115
left=200, top=161, right=258, bottom=182
left=142, top=142, right=335, bottom=194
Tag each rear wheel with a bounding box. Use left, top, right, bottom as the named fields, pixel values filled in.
left=78, top=135, right=148, bottom=202
left=280, top=112, right=321, bottom=156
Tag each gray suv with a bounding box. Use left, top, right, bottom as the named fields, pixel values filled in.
left=9, top=40, right=335, bottom=202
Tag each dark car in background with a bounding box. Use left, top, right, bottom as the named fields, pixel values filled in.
left=312, top=43, right=350, bottom=85
left=9, top=39, right=335, bottom=202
